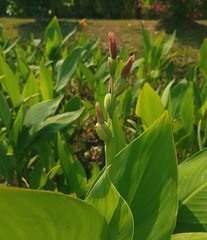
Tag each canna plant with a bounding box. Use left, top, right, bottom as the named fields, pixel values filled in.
left=1, top=21, right=207, bottom=240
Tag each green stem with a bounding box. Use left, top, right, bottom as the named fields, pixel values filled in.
left=105, top=137, right=116, bottom=166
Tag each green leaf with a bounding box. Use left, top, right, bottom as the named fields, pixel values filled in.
left=23, top=97, right=63, bottom=128
left=161, top=79, right=175, bottom=108
left=199, top=39, right=207, bottom=76
left=175, top=149, right=207, bottom=232
left=22, top=108, right=84, bottom=149
left=0, top=55, right=21, bottom=105
left=0, top=186, right=111, bottom=239
left=0, top=90, right=11, bottom=131
left=69, top=160, right=87, bottom=198
left=86, top=170, right=134, bottom=240
left=180, top=82, right=194, bottom=134
left=44, top=16, right=62, bottom=60
left=172, top=233, right=207, bottom=240
left=55, top=48, right=82, bottom=92
left=12, top=106, right=24, bottom=145
left=141, top=24, right=152, bottom=63
left=162, top=31, right=176, bottom=56
left=168, top=79, right=188, bottom=121
left=22, top=72, right=40, bottom=106
left=112, top=110, right=126, bottom=153
left=109, top=113, right=178, bottom=239
left=0, top=142, right=15, bottom=184
left=32, top=108, right=84, bottom=135
left=57, top=133, right=87, bottom=198
left=17, top=54, right=30, bottom=81
left=79, top=62, right=95, bottom=89
left=39, top=64, right=54, bottom=100
left=136, top=82, right=165, bottom=127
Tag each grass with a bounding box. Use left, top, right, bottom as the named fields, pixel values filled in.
left=1, top=17, right=207, bottom=77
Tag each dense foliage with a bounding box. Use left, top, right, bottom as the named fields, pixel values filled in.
left=2, top=0, right=140, bottom=19
left=0, top=17, right=207, bottom=239
left=139, top=0, right=207, bottom=20
left=2, top=0, right=207, bottom=20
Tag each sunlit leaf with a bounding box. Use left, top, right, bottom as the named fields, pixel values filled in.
left=109, top=113, right=178, bottom=239
left=86, top=170, right=134, bottom=240
left=172, top=233, right=207, bottom=240
left=136, top=82, right=165, bottom=127
left=0, top=186, right=111, bottom=239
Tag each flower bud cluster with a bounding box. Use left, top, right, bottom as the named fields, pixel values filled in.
left=95, top=102, right=112, bottom=142
left=95, top=32, right=135, bottom=142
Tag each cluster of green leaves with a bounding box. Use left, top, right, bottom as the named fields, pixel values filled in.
left=0, top=16, right=105, bottom=195
left=0, top=17, right=207, bottom=239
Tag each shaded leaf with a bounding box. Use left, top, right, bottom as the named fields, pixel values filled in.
left=175, top=149, right=207, bottom=233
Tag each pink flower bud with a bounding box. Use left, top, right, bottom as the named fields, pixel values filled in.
left=121, top=55, right=135, bottom=78
left=95, top=102, right=104, bottom=124
left=108, top=32, right=117, bottom=59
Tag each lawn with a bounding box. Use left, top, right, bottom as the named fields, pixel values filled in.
left=1, top=17, right=207, bottom=67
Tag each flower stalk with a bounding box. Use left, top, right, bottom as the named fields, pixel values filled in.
left=95, top=32, right=135, bottom=166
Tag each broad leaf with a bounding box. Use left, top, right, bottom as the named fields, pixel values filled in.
left=172, top=233, right=207, bottom=240
left=168, top=79, right=188, bottom=121
left=136, top=82, right=165, bottom=127
left=39, top=64, right=54, bottom=100
left=55, top=48, right=82, bottom=92
left=44, top=16, right=62, bottom=60
left=22, top=108, right=84, bottom=149
left=86, top=170, right=134, bottom=240
left=22, top=72, right=40, bottom=106
left=23, top=97, right=63, bottom=128
left=109, top=113, right=178, bottom=239
left=0, top=55, right=21, bottom=105
left=180, top=82, right=194, bottom=134
left=162, top=31, right=176, bottom=56
left=0, top=90, right=11, bottom=131
left=0, top=186, right=110, bottom=239
left=175, top=149, right=207, bottom=233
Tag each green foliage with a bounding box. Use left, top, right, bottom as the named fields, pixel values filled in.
left=0, top=186, right=111, bottom=239
left=0, top=17, right=207, bottom=239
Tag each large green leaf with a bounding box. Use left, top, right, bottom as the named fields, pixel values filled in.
left=23, top=97, right=63, bottom=128
left=0, top=90, right=11, bottom=131
left=21, top=108, right=84, bottom=149
left=136, top=82, right=165, bottom=127
left=168, top=79, right=188, bottom=121
left=172, top=233, right=207, bottom=240
left=0, top=55, right=21, bottom=105
left=180, top=82, right=194, bottom=134
left=55, top=48, right=82, bottom=92
left=86, top=170, right=134, bottom=240
left=109, top=113, right=178, bottom=239
left=175, top=149, right=207, bottom=233
left=22, top=72, right=40, bottom=106
left=44, top=16, right=62, bottom=60
left=39, top=64, right=54, bottom=100
left=0, top=186, right=110, bottom=239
